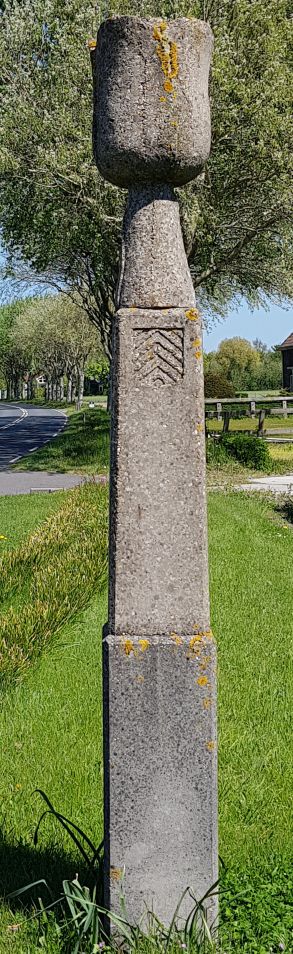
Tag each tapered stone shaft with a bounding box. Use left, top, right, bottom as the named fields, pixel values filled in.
left=91, top=16, right=217, bottom=928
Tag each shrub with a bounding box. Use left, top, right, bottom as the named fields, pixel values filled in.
left=221, top=433, right=271, bottom=470
left=204, top=372, right=235, bottom=398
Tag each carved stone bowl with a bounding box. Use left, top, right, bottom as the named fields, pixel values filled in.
left=92, top=16, right=213, bottom=188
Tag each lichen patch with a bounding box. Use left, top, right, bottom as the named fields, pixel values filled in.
left=153, top=22, right=179, bottom=96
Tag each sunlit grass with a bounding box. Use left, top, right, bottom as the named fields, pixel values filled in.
left=14, top=408, right=110, bottom=475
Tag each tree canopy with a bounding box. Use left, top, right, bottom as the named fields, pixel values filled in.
left=0, top=295, right=103, bottom=400
left=0, top=0, right=292, bottom=351
left=204, top=335, right=282, bottom=392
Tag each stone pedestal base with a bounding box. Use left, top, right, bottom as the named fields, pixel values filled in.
left=103, top=632, right=218, bottom=927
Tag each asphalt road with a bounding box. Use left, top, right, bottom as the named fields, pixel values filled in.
left=0, top=403, right=67, bottom=471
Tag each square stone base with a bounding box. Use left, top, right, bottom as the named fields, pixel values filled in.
left=103, top=632, right=218, bottom=928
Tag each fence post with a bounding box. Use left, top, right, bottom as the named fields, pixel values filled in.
left=223, top=410, right=230, bottom=433
left=257, top=409, right=265, bottom=436
left=282, top=399, right=288, bottom=418
left=250, top=400, right=256, bottom=417
left=216, top=401, right=222, bottom=421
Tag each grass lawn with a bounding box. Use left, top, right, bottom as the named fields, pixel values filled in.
left=14, top=408, right=110, bottom=475
left=0, top=489, right=292, bottom=951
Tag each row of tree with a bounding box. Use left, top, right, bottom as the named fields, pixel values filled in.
left=0, top=0, right=292, bottom=350
left=0, top=296, right=108, bottom=402
left=204, top=336, right=282, bottom=396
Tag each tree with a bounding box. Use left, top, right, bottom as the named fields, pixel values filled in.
left=204, top=370, right=235, bottom=398
left=0, top=295, right=102, bottom=401
left=0, top=0, right=292, bottom=353
left=205, top=335, right=282, bottom=391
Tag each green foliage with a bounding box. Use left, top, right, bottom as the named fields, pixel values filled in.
left=205, top=336, right=282, bottom=391
left=0, top=296, right=102, bottom=401
left=221, top=433, right=271, bottom=469
left=0, top=0, right=292, bottom=346
left=204, top=371, right=235, bottom=397
left=0, top=483, right=108, bottom=685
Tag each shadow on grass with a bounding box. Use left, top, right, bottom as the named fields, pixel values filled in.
left=0, top=835, right=94, bottom=911
left=275, top=498, right=293, bottom=524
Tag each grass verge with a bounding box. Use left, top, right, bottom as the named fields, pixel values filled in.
left=13, top=409, right=110, bottom=475
left=0, top=483, right=108, bottom=685
left=0, top=493, right=64, bottom=552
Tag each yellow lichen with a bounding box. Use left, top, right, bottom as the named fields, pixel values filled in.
left=153, top=22, right=179, bottom=95
left=197, top=675, right=209, bottom=687
left=170, top=632, right=183, bottom=646
left=203, top=697, right=212, bottom=710
left=185, top=308, right=200, bottom=321
left=110, top=867, right=123, bottom=881
left=123, top=638, right=134, bottom=656
left=206, top=740, right=216, bottom=752
left=138, top=639, right=150, bottom=652
left=189, top=634, right=203, bottom=648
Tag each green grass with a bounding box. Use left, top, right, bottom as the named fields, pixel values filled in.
left=206, top=414, right=293, bottom=433
left=0, top=490, right=292, bottom=951
left=269, top=442, right=293, bottom=474
left=14, top=408, right=110, bottom=475
left=0, top=484, right=108, bottom=685
left=0, top=493, right=64, bottom=552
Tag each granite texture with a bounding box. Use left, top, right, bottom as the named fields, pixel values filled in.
left=93, top=17, right=213, bottom=187
left=117, top=186, right=196, bottom=309
left=108, top=307, right=209, bottom=637
left=103, top=633, right=218, bottom=926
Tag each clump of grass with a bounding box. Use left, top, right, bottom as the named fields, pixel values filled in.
left=0, top=483, right=108, bottom=685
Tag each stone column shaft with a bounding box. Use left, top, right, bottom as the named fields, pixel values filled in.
left=91, top=15, right=218, bottom=929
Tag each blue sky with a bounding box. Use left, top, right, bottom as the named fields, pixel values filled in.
left=203, top=300, right=293, bottom=352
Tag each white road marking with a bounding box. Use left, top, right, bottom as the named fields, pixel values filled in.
left=0, top=404, right=28, bottom=430
left=29, top=447, right=38, bottom=452
left=10, top=456, right=21, bottom=463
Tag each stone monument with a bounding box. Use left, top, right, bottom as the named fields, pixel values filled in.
left=90, top=16, right=217, bottom=927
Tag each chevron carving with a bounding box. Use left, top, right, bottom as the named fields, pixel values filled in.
left=133, top=328, right=184, bottom=386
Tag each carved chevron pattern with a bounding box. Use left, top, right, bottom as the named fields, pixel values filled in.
left=133, top=328, right=184, bottom=385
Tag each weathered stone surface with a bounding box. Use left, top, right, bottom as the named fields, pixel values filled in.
left=103, top=633, right=218, bottom=926
left=93, top=17, right=213, bottom=187
left=108, top=307, right=209, bottom=638
left=117, top=186, right=195, bottom=309
left=91, top=15, right=217, bottom=929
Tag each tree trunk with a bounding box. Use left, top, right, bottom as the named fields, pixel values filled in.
left=60, top=376, right=64, bottom=401
left=67, top=374, right=72, bottom=403
left=78, top=369, right=85, bottom=403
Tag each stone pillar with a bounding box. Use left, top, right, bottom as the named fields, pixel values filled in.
left=91, top=16, right=217, bottom=927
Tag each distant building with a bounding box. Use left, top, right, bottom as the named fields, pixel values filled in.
left=280, top=333, right=293, bottom=391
